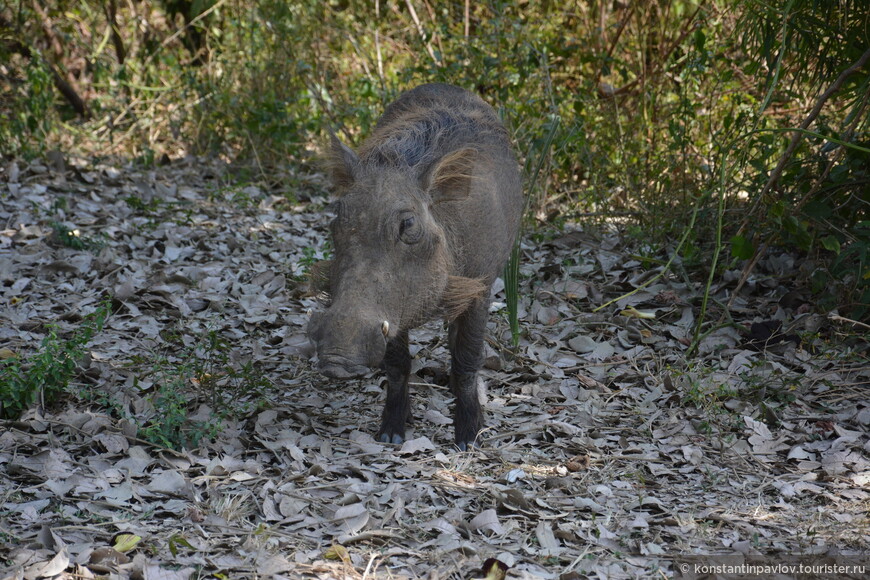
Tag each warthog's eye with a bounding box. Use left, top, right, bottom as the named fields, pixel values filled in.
left=399, top=214, right=421, bottom=244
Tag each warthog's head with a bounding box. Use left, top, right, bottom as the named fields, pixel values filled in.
left=307, top=135, right=487, bottom=378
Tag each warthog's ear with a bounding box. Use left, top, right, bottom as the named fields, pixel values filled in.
left=327, top=132, right=359, bottom=191
left=426, top=147, right=477, bottom=203
left=441, top=275, right=488, bottom=320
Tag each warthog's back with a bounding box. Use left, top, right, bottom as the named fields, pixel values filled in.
left=360, top=84, right=511, bottom=168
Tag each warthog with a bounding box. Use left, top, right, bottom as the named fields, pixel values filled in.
left=308, top=83, right=523, bottom=450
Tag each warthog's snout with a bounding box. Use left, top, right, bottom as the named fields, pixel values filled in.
left=317, top=355, right=370, bottom=379
left=309, top=310, right=389, bottom=378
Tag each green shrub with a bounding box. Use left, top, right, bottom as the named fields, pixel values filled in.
left=3, top=0, right=867, bottom=318
left=0, top=53, right=55, bottom=157
left=127, top=328, right=272, bottom=449
left=0, top=300, right=111, bottom=419
left=50, top=222, right=107, bottom=252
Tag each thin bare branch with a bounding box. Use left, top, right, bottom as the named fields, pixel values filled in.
left=403, top=0, right=440, bottom=66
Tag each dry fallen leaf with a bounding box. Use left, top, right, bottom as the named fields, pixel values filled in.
left=619, top=305, right=656, bottom=319
left=323, top=544, right=351, bottom=563
left=475, top=557, right=509, bottom=580
left=89, top=546, right=130, bottom=570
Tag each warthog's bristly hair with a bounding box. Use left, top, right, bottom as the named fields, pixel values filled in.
left=441, top=275, right=488, bottom=321
left=307, top=259, right=332, bottom=295
left=427, top=147, right=478, bottom=201
left=357, top=94, right=509, bottom=182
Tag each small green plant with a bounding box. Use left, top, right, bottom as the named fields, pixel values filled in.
left=137, top=371, right=221, bottom=449
left=671, top=363, right=735, bottom=415
left=503, top=240, right=521, bottom=348
left=0, top=300, right=111, bottom=419
left=195, top=330, right=273, bottom=416
left=50, top=222, right=106, bottom=252
left=128, top=328, right=272, bottom=449
left=206, top=182, right=263, bottom=209
left=298, top=243, right=332, bottom=273
left=124, top=195, right=163, bottom=213
left=296, top=241, right=334, bottom=286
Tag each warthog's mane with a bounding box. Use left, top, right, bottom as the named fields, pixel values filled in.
left=357, top=104, right=509, bottom=181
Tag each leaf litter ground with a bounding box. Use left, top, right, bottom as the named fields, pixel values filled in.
left=1, top=156, right=868, bottom=579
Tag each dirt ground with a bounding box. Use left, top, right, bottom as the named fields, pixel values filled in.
left=1, top=155, right=868, bottom=579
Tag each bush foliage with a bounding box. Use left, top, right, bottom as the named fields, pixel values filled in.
left=0, top=300, right=111, bottom=419
left=1, top=0, right=868, bottom=318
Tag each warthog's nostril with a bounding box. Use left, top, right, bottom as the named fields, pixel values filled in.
left=381, top=320, right=390, bottom=337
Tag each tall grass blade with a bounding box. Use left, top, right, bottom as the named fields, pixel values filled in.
left=504, top=114, right=560, bottom=348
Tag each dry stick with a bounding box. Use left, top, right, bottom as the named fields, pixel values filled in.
left=829, top=314, right=870, bottom=332
left=610, top=1, right=707, bottom=98
left=343, top=28, right=374, bottom=79
left=728, top=47, right=870, bottom=306
left=598, top=0, right=608, bottom=49
left=464, top=0, right=470, bottom=40
left=48, top=62, right=88, bottom=118
left=594, top=5, right=636, bottom=87
left=362, top=553, right=379, bottom=579
left=725, top=243, right=768, bottom=311
left=103, top=0, right=126, bottom=65
left=374, top=0, right=385, bottom=89
left=404, top=0, right=439, bottom=66
left=246, top=132, right=267, bottom=182
left=420, top=0, right=444, bottom=59
left=30, top=0, right=62, bottom=59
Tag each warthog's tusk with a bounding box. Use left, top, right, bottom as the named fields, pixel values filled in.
left=381, top=320, right=390, bottom=337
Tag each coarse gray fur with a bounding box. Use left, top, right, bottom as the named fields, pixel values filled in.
left=308, top=83, right=523, bottom=450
